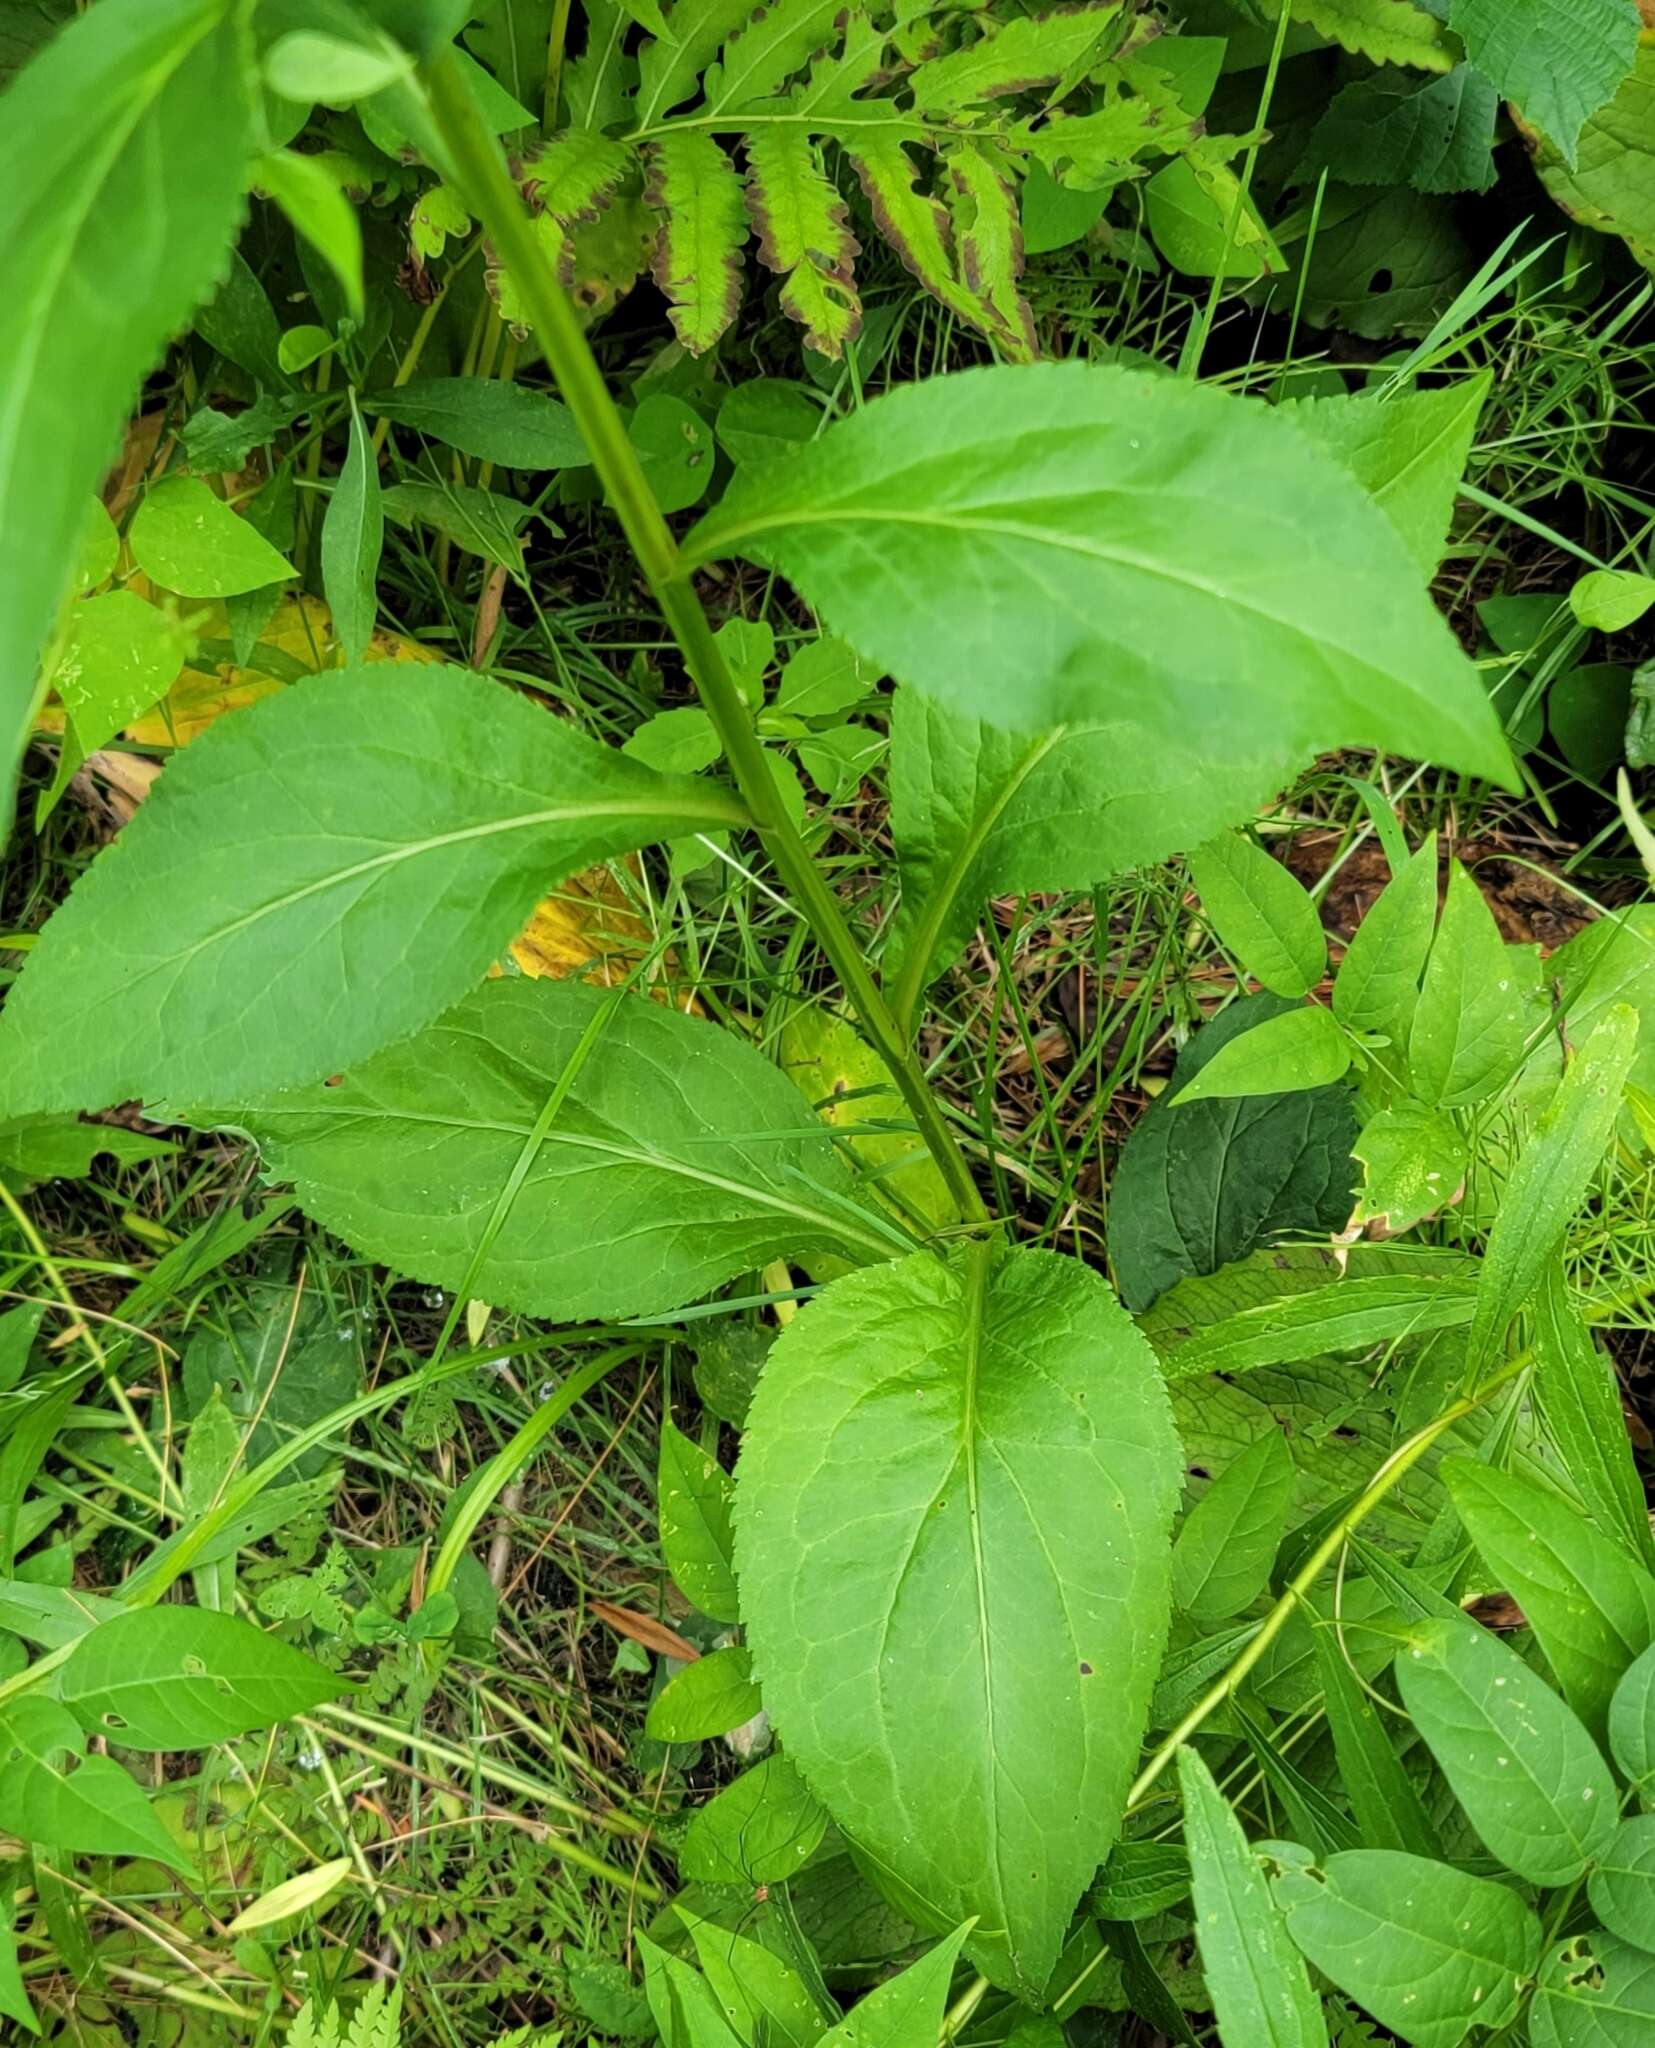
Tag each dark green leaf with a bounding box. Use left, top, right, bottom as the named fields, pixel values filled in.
left=1532, top=1265, right=1655, bottom=1571
left=1449, top=0, right=1639, bottom=163
left=181, top=1281, right=360, bottom=1482
left=321, top=396, right=381, bottom=665
left=1589, top=1815, right=1655, bottom=1955
left=1111, top=996, right=1357, bottom=1312
left=1610, top=1639, right=1655, bottom=1792
left=1312, top=1620, right=1438, bottom=1858
left=381, top=479, right=528, bottom=569
left=1301, top=66, right=1498, bottom=196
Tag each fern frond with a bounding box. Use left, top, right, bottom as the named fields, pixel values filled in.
left=746, top=129, right=863, bottom=355
left=634, top=0, right=757, bottom=128
left=564, top=0, right=635, bottom=130
left=1292, top=0, right=1456, bottom=71
left=849, top=135, right=1033, bottom=358
left=647, top=132, right=748, bottom=352
left=703, top=0, right=852, bottom=116
left=945, top=142, right=1037, bottom=358
left=1022, top=89, right=1201, bottom=187
left=910, top=3, right=1130, bottom=112
left=785, top=10, right=892, bottom=119
left=524, top=129, right=637, bottom=225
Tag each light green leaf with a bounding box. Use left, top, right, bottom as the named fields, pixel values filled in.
left=46, top=589, right=187, bottom=756
left=1163, top=1272, right=1477, bottom=1382
left=1533, top=1265, right=1655, bottom=1571
left=1332, top=832, right=1439, bottom=1046
left=1313, top=1623, right=1438, bottom=1858
left=647, top=131, right=746, bottom=355
left=818, top=1926, right=972, bottom=2047
left=0, top=668, right=744, bottom=1117
left=1293, top=0, right=1456, bottom=69
left=1396, top=1613, right=1618, bottom=1884
left=0, top=0, right=253, bottom=819
left=631, top=392, right=716, bottom=515
left=264, top=27, right=409, bottom=102
left=1352, top=1102, right=1468, bottom=1235
left=321, top=397, right=381, bottom=666
left=1172, top=1429, right=1296, bottom=1620
left=735, top=1245, right=1182, bottom=1996
left=1589, top=1815, right=1655, bottom=1954
left=679, top=1754, right=827, bottom=1887
left=744, top=128, right=861, bottom=360
left=1408, top=862, right=1528, bottom=1107
left=645, top=1647, right=761, bottom=1743
left=1555, top=905, right=1655, bottom=1112
left=683, top=1911, right=828, bottom=2048
left=1464, top=1003, right=1639, bottom=1379
left=255, top=148, right=364, bottom=324
left=130, top=476, right=295, bottom=599
left=684, top=364, right=1513, bottom=784
left=773, top=639, right=870, bottom=719
left=1531, top=39, right=1655, bottom=275
left=221, top=978, right=889, bottom=1322
left=1145, top=156, right=1284, bottom=279
left=1610, top=1638, right=1655, bottom=1791
left=278, top=322, right=334, bottom=375
left=60, top=1606, right=347, bottom=1747
left=0, top=1696, right=192, bottom=1872
left=1444, top=1456, right=1655, bottom=1741
left=642, top=1935, right=745, bottom=2048
left=366, top=378, right=587, bottom=468
left=1271, top=1846, right=1538, bottom=2048
left=1172, top=1004, right=1351, bottom=1104
left=1178, top=1748, right=1327, bottom=2048
left=1531, top=1929, right=1655, bottom=2045
left=623, top=706, right=722, bottom=773
left=1284, top=375, right=1490, bottom=578
left=381, top=479, right=527, bottom=570
left=885, top=690, right=1296, bottom=1013
left=659, top=1421, right=739, bottom=1623
left=0, top=1888, right=35, bottom=2037
left=1111, top=997, right=1357, bottom=1312
left=1449, top=0, right=1640, bottom=164
left=1189, top=832, right=1327, bottom=998
left=1572, top=569, right=1655, bottom=633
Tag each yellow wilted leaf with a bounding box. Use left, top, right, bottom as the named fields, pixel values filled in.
left=500, top=857, right=697, bottom=1010
left=227, top=1855, right=354, bottom=1933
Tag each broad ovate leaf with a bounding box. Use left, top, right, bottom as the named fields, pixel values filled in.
left=735, top=1244, right=1182, bottom=1997
left=212, top=978, right=896, bottom=1322
left=1531, top=1929, right=1655, bottom=2046
left=59, top=1606, right=346, bottom=1748
left=0, top=668, right=746, bottom=1118
left=0, top=0, right=254, bottom=821
left=0, top=1696, right=192, bottom=1873
left=1450, top=0, right=1640, bottom=165
left=129, top=475, right=295, bottom=598
left=1172, top=1004, right=1351, bottom=1103
left=684, top=363, right=1513, bottom=784
left=1188, top=831, right=1326, bottom=998
left=679, top=1756, right=828, bottom=1888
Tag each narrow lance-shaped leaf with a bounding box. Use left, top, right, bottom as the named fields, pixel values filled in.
left=0, top=0, right=253, bottom=822
left=1464, top=1002, right=1639, bottom=1379
left=1532, top=1263, right=1655, bottom=1571
left=1178, top=1747, right=1328, bottom=2048
left=659, top=1421, right=740, bottom=1623
left=1332, top=831, right=1439, bottom=1045
left=1396, top=1612, right=1618, bottom=1886
left=744, top=128, right=862, bottom=359
left=647, top=131, right=747, bottom=355
left=321, top=394, right=381, bottom=665
left=944, top=142, right=1037, bottom=362
left=1408, top=861, right=1528, bottom=1107
left=1171, top=1428, right=1296, bottom=1620
left=1188, top=831, right=1327, bottom=999
left=685, top=364, right=1513, bottom=784
left=214, top=978, right=896, bottom=1323
left=735, top=1244, right=1183, bottom=1997
left=1163, top=1273, right=1478, bottom=1383
left=1311, top=1622, right=1438, bottom=1859
left=0, top=669, right=747, bottom=1117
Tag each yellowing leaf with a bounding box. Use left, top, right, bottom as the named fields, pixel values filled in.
left=501, top=857, right=696, bottom=1010
left=227, top=1856, right=353, bottom=1933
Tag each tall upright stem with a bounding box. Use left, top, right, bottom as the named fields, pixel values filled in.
left=423, top=54, right=987, bottom=1228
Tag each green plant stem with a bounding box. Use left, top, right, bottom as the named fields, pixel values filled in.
left=421, top=51, right=988, bottom=1231
left=1125, top=1350, right=1531, bottom=1812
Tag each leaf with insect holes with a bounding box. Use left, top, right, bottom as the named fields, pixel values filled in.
left=1178, top=1748, right=1327, bottom=2048
left=1270, top=1845, right=1539, bottom=2048
left=680, top=1755, right=828, bottom=1887
left=60, top=1606, right=348, bottom=1748
left=0, top=669, right=745, bottom=1119
left=130, top=477, right=295, bottom=599
left=885, top=691, right=1299, bottom=1013
left=211, top=978, right=894, bottom=1323
left=1352, top=1102, right=1467, bottom=1235
left=1110, top=996, right=1358, bottom=1313
left=1283, top=375, right=1491, bottom=578
left=1532, top=1929, right=1655, bottom=2044
left=658, top=1422, right=739, bottom=1623
left=0, top=0, right=255, bottom=818
left=1408, top=862, right=1528, bottom=1106
left=1463, top=1003, right=1639, bottom=1380
left=686, top=365, right=1512, bottom=783
left=646, top=1647, right=762, bottom=1743
left=1172, top=1005, right=1351, bottom=1104
left=736, top=1245, right=1182, bottom=1997
left=1396, top=1612, right=1618, bottom=1885
left=1444, top=1456, right=1655, bottom=1743
left=1188, top=832, right=1326, bottom=998
left=0, top=1696, right=193, bottom=1872
left=1450, top=0, right=1641, bottom=165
